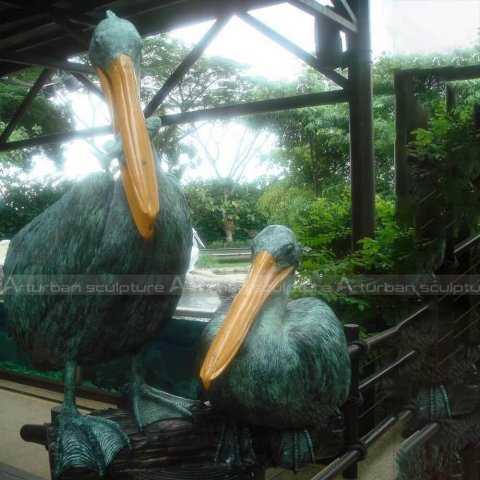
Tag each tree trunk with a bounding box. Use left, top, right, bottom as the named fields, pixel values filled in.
left=20, top=397, right=345, bottom=480
left=225, top=221, right=234, bottom=244
left=222, top=185, right=234, bottom=244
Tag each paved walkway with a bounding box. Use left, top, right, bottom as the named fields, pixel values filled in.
left=0, top=380, right=114, bottom=479
left=0, top=382, right=402, bottom=480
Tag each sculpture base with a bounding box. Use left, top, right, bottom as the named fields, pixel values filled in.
left=20, top=395, right=344, bottom=479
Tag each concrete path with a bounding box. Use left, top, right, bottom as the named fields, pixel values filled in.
left=0, top=381, right=115, bottom=479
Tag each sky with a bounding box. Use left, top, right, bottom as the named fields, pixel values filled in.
left=27, top=0, right=480, bottom=183
left=168, top=0, right=480, bottom=78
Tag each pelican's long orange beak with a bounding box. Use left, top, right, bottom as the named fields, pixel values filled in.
left=96, top=54, right=159, bottom=240
left=200, top=251, right=294, bottom=390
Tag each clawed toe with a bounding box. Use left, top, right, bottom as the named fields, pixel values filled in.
left=51, top=407, right=130, bottom=478
left=214, top=418, right=256, bottom=467
left=130, top=383, right=199, bottom=430
left=272, top=428, right=315, bottom=473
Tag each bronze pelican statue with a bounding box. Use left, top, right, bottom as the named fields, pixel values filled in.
left=199, top=225, right=351, bottom=471
left=3, top=11, right=193, bottom=477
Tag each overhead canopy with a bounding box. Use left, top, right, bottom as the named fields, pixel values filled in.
left=0, top=0, right=376, bottom=246
left=0, top=0, right=286, bottom=78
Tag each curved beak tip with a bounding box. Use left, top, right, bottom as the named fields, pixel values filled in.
left=141, top=226, right=154, bottom=241
left=200, top=373, right=212, bottom=391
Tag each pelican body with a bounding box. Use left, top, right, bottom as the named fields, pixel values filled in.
left=5, top=167, right=191, bottom=369
left=199, top=225, right=351, bottom=470
left=4, top=12, right=192, bottom=477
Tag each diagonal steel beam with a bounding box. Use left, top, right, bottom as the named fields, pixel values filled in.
left=47, top=9, right=91, bottom=48
left=289, top=0, right=358, bottom=33
left=0, top=52, right=93, bottom=74
left=143, top=15, right=231, bottom=117
left=71, top=73, right=103, bottom=98
left=238, top=12, right=348, bottom=88
left=333, top=0, right=357, bottom=25
left=0, top=68, right=52, bottom=144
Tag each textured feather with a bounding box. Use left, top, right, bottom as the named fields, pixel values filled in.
left=395, top=443, right=451, bottom=480
left=4, top=168, right=192, bottom=369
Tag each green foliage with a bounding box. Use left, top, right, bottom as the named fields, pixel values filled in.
left=0, top=123, right=32, bottom=170
left=0, top=179, right=71, bottom=239
left=373, top=47, right=480, bottom=98
left=258, top=179, right=314, bottom=224
left=409, top=102, right=480, bottom=231
left=255, top=105, right=350, bottom=196
left=195, top=253, right=220, bottom=269
left=184, top=178, right=267, bottom=244
left=0, top=69, right=72, bottom=166
left=259, top=182, right=350, bottom=255
left=293, top=196, right=415, bottom=326
left=140, top=35, right=255, bottom=175
left=0, top=71, right=73, bottom=240
left=260, top=181, right=415, bottom=324
left=142, top=36, right=253, bottom=111
left=265, top=47, right=480, bottom=199
left=207, top=239, right=252, bottom=248
left=254, top=46, right=480, bottom=329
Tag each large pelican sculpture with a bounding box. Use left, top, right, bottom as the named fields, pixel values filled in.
left=4, top=12, right=193, bottom=477
left=199, top=225, right=351, bottom=471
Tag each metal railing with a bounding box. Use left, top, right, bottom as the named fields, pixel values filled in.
left=313, top=228, right=480, bottom=479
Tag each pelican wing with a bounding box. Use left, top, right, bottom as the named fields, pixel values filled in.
left=286, top=297, right=351, bottom=406
left=3, top=172, right=114, bottom=359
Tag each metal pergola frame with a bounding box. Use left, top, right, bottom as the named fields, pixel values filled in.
left=0, top=0, right=375, bottom=248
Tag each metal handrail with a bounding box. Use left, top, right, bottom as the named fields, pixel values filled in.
left=359, top=350, right=417, bottom=393
left=311, top=409, right=416, bottom=480
left=348, top=304, right=430, bottom=360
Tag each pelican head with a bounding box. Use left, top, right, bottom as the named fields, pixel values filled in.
left=89, top=11, right=159, bottom=240
left=200, top=225, right=300, bottom=390
left=251, top=225, right=300, bottom=270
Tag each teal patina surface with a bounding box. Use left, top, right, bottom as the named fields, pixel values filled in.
left=200, top=225, right=351, bottom=471
left=3, top=12, right=193, bottom=478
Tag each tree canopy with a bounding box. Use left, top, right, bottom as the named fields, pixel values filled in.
left=0, top=68, right=72, bottom=170
left=140, top=35, right=258, bottom=177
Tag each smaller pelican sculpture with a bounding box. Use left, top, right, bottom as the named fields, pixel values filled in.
left=199, top=225, right=351, bottom=471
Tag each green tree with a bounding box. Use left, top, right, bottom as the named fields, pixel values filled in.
left=0, top=178, right=71, bottom=240
left=0, top=68, right=72, bottom=169
left=184, top=179, right=267, bottom=245
left=140, top=35, right=257, bottom=177
left=0, top=68, right=73, bottom=239
left=253, top=46, right=480, bottom=327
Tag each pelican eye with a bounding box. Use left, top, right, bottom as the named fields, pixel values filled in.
left=284, top=243, right=295, bottom=254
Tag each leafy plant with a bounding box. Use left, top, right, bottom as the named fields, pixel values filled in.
left=409, top=102, right=480, bottom=233
left=292, top=195, right=415, bottom=327
left=195, top=253, right=220, bottom=269
left=207, top=239, right=252, bottom=249
left=184, top=178, right=267, bottom=245
left=0, top=179, right=71, bottom=239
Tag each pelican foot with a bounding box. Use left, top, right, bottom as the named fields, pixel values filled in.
left=417, top=385, right=451, bottom=422
left=51, top=405, right=130, bottom=478
left=273, top=428, right=315, bottom=473
left=131, top=383, right=199, bottom=430
left=214, top=418, right=256, bottom=467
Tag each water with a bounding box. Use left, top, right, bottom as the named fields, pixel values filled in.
left=178, top=289, right=221, bottom=311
